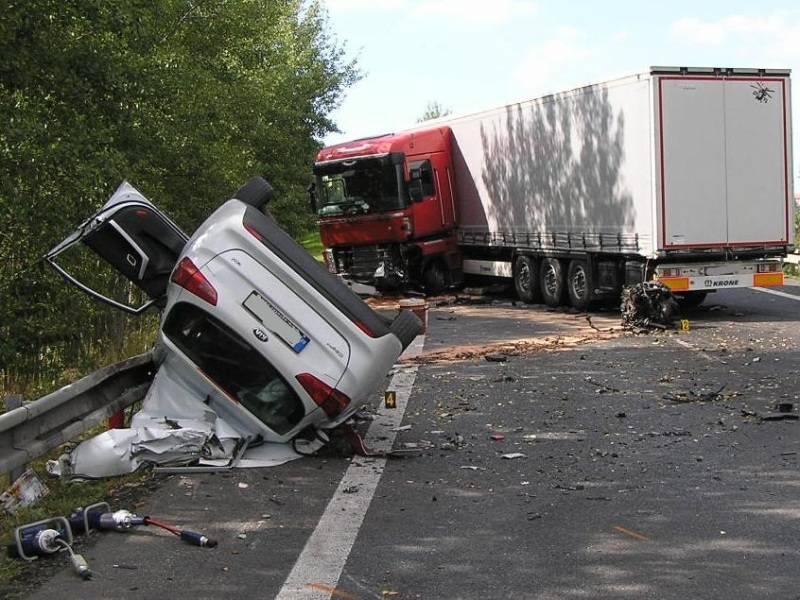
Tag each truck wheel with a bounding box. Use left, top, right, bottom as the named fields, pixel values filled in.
left=566, top=260, right=592, bottom=311
left=423, top=260, right=447, bottom=295
left=676, top=291, right=708, bottom=310
left=513, top=256, right=541, bottom=303
left=540, top=258, right=566, bottom=307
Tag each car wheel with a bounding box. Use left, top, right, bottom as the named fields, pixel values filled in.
left=540, top=257, right=566, bottom=307
left=423, top=259, right=448, bottom=295
left=566, top=260, right=592, bottom=310
left=676, top=291, right=708, bottom=310
left=513, top=255, right=541, bottom=303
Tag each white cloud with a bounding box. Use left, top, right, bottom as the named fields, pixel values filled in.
left=612, top=31, right=632, bottom=43
left=512, top=28, right=590, bottom=98
left=413, top=0, right=537, bottom=25
left=671, top=12, right=800, bottom=61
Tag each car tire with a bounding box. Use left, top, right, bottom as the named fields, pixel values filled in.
left=390, top=308, right=424, bottom=349
left=566, top=260, right=592, bottom=311
left=676, top=291, right=708, bottom=310
left=235, top=177, right=274, bottom=209
left=423, top=259, right=448, bottom=295
left=513, top=255, right=541, bottom=304
left=540, top=257, right=566, bottom=307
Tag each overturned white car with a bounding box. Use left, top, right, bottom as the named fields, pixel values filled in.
left=45, top=178, right=421, bottom=474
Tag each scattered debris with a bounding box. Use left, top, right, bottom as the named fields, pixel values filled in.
left=501, top=453, right=526, bottom=460
left=585, top=377, right=620, bottom=394
left=664, top=384, right=726, bottom=403
left=761, top=413, right=799, bottom=422
left=485, top=353, right=509, bottom=363
left=613, top=525, right=650, bottom=542
left=621, top=282, right=678, bottom=331
left=390, top=425, right=412, bottom=432
left=306, top=583, right=359, bottom=600
left=440, top=433, right=466, bottom=450
left=1, top=469, right=49, bottom=514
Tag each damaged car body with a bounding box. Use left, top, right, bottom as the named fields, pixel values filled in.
left=45, top=178, right=422, bottom=474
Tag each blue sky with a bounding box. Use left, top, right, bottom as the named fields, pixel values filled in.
left=321, top=0, right=800, bottom=184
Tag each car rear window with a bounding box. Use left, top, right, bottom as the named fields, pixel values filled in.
left=163, top=302, right=305, bottom=435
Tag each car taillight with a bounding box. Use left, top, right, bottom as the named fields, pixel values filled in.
left=243, top=221, right=266, bottom=243
left=295, top=373, right=351, bottom=419
left=354, top=321, right=377, bottom=337
left=170, top=257, right=218, bottom=305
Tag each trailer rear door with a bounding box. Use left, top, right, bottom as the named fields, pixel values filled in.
left=657, top=72, right=791, bottom=250
left=723, top=78, right=788, bottom=245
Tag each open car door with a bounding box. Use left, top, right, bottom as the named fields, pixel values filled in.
left=45, top=181, right=188, bottom=314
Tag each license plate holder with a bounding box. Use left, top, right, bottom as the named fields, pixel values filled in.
left=243, top=291, right=310, bottom=353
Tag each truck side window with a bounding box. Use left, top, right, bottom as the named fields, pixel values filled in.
left=409, top=160, right=435, bottom=198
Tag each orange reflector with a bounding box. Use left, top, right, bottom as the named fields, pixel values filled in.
left=754, top=272, right=784, bottom=287
left=657, top=277, right=690, bottom=291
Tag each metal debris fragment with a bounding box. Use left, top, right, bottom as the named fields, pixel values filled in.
left=621, top=282, right=678, bottom=331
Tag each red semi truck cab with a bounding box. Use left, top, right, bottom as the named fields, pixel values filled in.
left=312, top=126, right=462, bottom=292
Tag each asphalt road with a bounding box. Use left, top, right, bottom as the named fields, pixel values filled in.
left=19, top=283, right=800, bottom=600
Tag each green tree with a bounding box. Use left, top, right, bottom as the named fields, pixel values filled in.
left=417, top=100, right=452, bottom=122
left=0, top=0, right=358, bottom=392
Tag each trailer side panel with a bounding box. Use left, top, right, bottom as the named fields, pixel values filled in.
left=450, top=75, right=656, bottom=255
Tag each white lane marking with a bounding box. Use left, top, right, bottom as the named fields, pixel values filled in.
left=753, top=287, right=800, bottom=302
left=673, top=338, right=718, bottom=362
left=275, top=335, right=425, bottom=600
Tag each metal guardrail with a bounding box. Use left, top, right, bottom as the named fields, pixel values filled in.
left=0, top=352, right=156, bottom=477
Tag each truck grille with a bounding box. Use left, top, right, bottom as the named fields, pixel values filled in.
left=335, top=245, right=381, bottom=282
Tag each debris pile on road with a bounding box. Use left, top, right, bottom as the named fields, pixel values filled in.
left=620, top=282, right=679, bottom=331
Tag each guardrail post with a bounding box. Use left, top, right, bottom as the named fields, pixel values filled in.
left=3, top=394, right=25, bottom=482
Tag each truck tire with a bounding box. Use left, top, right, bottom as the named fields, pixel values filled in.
left=423, top=259, right=448, bottom=295
left=566, top=260, right=592, bottom=310
left=540, top=258, right=566, bottom=307
left=513, top=255, right=541, bottom=303
left=676, top=291, right=708, bottom=310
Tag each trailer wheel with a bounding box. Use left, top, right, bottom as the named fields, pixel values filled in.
left=676, top=291, right=708, bottom=310
left=540, top=258, right=566, bottom=307
left=423, top=259, right=448, bottom=295
left=566, top=260, right=592, bottom=310
left=513, top=256, right=541, bottom=303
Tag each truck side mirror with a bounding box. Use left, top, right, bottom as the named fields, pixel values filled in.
left=408, top=179, right=424, bottom=203
left=307, top=182, right=317, bottom=213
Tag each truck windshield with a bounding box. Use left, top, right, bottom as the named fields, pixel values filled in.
left=314, top=156, right=407, bottom=217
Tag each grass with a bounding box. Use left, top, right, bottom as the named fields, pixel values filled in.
left=299, top=230, right=324, bottom=263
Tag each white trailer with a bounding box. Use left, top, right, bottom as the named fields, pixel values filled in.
left=446, top=67, right=793, bottom=307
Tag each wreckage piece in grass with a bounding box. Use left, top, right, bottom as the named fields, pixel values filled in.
left=46, top=177, right=422, bottom=445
